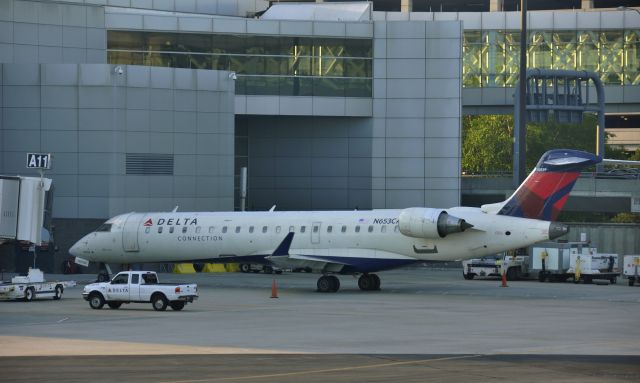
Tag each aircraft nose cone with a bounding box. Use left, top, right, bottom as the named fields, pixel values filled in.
left=549, top=222, right=569, bottom=240
left=69, top=242, right=80, bottom=257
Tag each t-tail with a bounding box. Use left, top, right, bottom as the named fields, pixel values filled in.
left=483, top=149, right=601, bottom=221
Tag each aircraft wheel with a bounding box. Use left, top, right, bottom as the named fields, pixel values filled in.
left=24, top=287, right=35, bottom=302
left=240, top=264, right=250, bottom=273
left=629, top=277, right=635, bottom=287
left=370, top=274, right=381, bottom=290
left=317, top=276, right=336, bottom=293
left=358, top=274, right=375, bottom=291
left=328, top=276, right=340, bottom=292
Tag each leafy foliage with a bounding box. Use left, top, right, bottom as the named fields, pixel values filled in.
left=462, top=113, right=616, bottom=173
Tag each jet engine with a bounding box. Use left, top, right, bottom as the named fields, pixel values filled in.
left=398, top=208, right=473, bottom=239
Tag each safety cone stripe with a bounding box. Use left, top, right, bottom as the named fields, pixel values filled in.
left=270, top=279, right=278, bottom=298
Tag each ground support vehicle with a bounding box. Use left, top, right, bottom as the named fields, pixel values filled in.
left=462, top=254, right=529, bottom=281
left=0, top=268, right=75, bottom=301
left=623, top=255, right=640, bottom=286
left=531, top=242, right=588, bottom=282
left=238, top=263, right=283, bottom=274
left=567, top=253, right=619, bottom=284
left=82, top=271, right=197, bottom=311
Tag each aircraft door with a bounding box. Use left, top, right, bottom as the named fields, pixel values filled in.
left=311, top=222, right=321, bottom=244
left=122, top=213, right=144, bottom=252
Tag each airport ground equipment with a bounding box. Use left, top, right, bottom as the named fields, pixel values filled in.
left=0, top=268, right=75, bottom=301
left=462, top=253, right=529, bottom=281
left=82, top=271, right=197, bottom=311
left=567, top=253, right=619, bottom=284
left=532, top=241, right=589, bottom=282
left=623, top=255, right=640, bottom=286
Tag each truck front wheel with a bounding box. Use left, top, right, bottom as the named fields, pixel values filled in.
left=152, top=293, right=168, bottom=311
left=89, top=293, right=105, bottom=309
left=170, top=301, right=185, bottom=311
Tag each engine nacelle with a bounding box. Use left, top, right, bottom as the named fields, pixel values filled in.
left=398, top=208, right=473, bottom=239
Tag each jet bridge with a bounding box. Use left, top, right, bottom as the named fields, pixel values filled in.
left=0, top=176, right=53, bottom=245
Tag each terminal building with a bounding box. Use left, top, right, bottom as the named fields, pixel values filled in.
left=0, top=0, right=638, bottom=269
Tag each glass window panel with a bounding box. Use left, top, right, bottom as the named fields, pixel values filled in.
left=211, top=55, right=230, bottom=71
left=244, top=35, right=265, bottom=54
left=577, top=30, right=599, bottom=73
left=313, top=38, right=343, bottom=57
left=146, top=33, right=178, bottom=52
left=279, top=76, right=313, bottom=96
left=343, top=39, right=373, bottom=57
left=107, top=51, right=143, bottom=65
left=317, top=57, right=344, bottom=76
left=213, top=34, right=245, bottom=54
left=287, top=37, right=312, bottom=57
left=344, top=78, right=372, bottom=97
left=600, top=30, right=624, bottom=85
left=108, top=31, right=144, bottom=50
left=624, top=30, right=640, bottom=85
left=243, top=56, right=265, bottom=74
left=244, top=76, right=280, bottom=96
left=528, top=31, right=552, bottom=69
left=313, top=77, right=344, bottom=97
left=178, top=33, right=212, bottom=53
left=344, top=58, right=371, bottom=77
left=287, top=56, right=312, bottom=76
left=187, top=54, right=211, bottom=69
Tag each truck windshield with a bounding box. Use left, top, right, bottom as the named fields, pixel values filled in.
left=95, top=223, right=112, bottom=232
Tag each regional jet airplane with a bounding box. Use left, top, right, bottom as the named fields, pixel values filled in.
left=70, top=149, right=600, bottom=292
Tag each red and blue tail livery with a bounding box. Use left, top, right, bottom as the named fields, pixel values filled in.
left=497, top=149, right=601, bottom=221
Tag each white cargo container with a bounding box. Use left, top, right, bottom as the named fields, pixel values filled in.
left=623, top=255, right=640, bottom=286
left=531, top=242, right=587, bottom=282
left=567, top=253, right=619, bottom=284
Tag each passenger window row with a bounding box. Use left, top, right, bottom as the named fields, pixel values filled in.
left=146, top=224, right=400, bottom=234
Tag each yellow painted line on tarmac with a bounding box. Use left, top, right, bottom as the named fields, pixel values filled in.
left=159, top=354, right=483, bottom=383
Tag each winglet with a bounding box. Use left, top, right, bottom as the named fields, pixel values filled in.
left=272, top=232, right=294, bottom=256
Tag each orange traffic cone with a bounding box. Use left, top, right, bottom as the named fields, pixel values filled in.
left=501, top=272, right=508, bottom=288
left=270, top=279, right=279, bottom=298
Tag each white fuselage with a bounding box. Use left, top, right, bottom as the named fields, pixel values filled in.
left=70, top=207, right=554, bottom=273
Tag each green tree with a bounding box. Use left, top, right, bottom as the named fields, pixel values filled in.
left=462, top=113, right=614, bottom=173
left=461, top=115, right=513, bottom=173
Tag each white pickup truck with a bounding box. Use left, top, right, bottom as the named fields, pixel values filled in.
left=82, top=271, right=197, bottom=311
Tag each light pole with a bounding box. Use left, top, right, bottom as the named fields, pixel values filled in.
left=514, top=0, right=527, bottom=186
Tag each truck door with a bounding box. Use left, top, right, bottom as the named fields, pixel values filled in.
left=311, top=222, right=321, bottom=244
left=107, top=273, right=130, bottom=301
left=122, top=213, right=144, bottom=252
left=129, top=273, right=141, bottom=301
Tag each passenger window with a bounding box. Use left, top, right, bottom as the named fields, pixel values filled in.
left=327, top=226, right=333, bottom=233
left=368, top=225, right=374, bottom=233
left=289, top=226, right=295, bottom=233
left=262, top=226, right=268, bottom=233
left=131, top=274, right=139, bottom=284
left=158, top=227, right=163, bottom=234
left=222, top=226, right=228, bottom=233
left=249, top=226, right=254, bottom=233
left=209, top=226, right=215, bottom=234
left=182, top=226, right=188, bottom=234
left=235, top=226, right=241, bottom=233
left=196, top=226, right=202, bottom=234
left=313, top=226, right=319, bottom=233
left=145, top=227, right=150, bottom=234
left=276, top=226, right=281, bottom=233
left=169, top=226, right=175, bottom=234
left=300, top=226, right=306, bottom=233
left=381, top=226, right=387, bottom=233
left=341, top=225, right=347, bottom=233
left=355, top=226, right=360, bottom=233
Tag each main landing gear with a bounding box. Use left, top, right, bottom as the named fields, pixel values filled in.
left=316, top=273, right=381, bottom=293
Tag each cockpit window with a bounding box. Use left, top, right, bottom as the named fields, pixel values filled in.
left=95, top=223, right=112, bottom=232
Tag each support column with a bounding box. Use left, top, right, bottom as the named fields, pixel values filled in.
left=490, top=0, right=504, bottom=12
left=581, top=0, right=593, bottom=10
left=401, top=0, right=412, bottom=13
